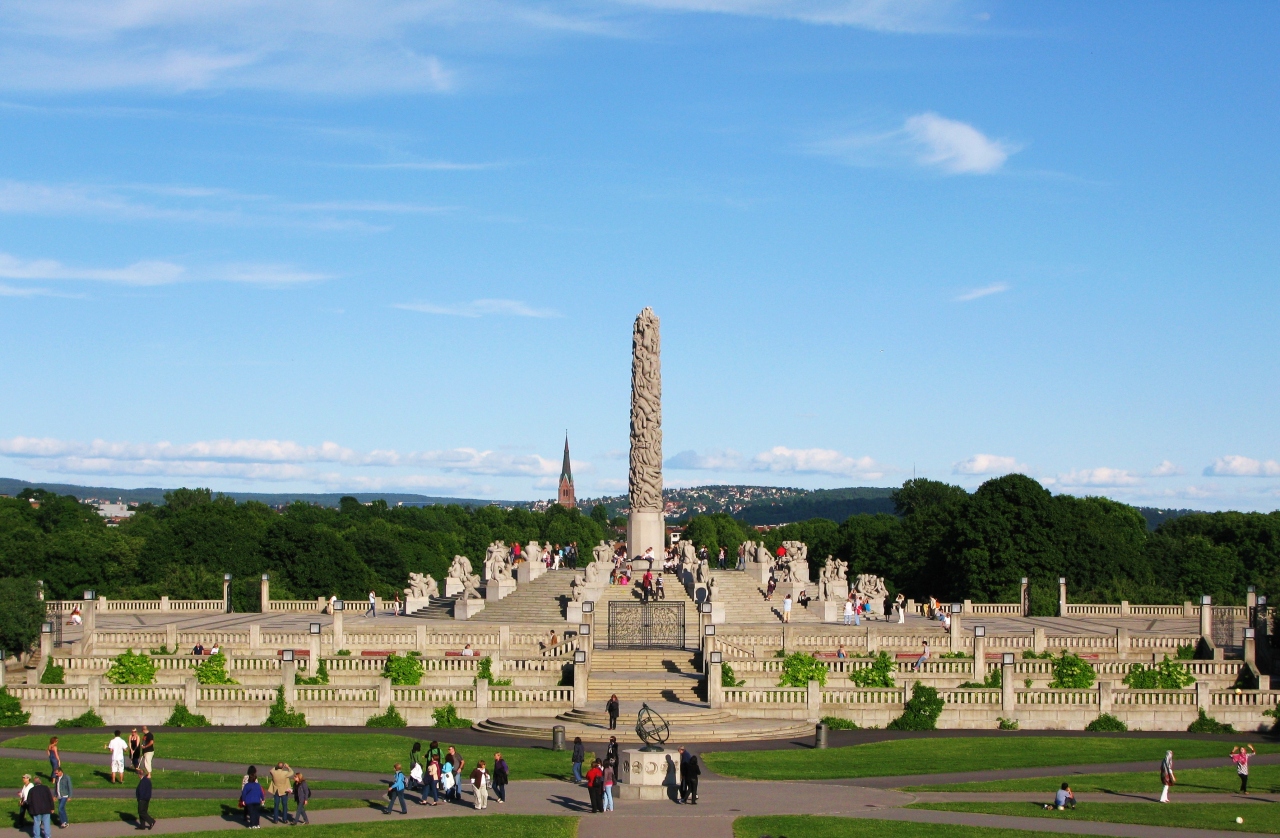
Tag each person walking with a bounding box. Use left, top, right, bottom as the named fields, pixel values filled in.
left=446, top=747, right=465, bottom=802
left=470, top=760, right=489, bottom=810
left=782, top=593, right=792, bottom=623
left=585, top=759, right=604, bottom=813
left=1159, top=750, right=1176, bottom=803
left=440, top=756, right=456, bottom=803
left=383, top=763, right=408, bottom=815
left=683, top=749, right=700, bottom=804
left=239, top=769, right=264, bottom=829
left=602, top=760, right=615, bottom=812
left=52, top=767, right=71, bottom=828
left=365, top=590, right=377, bottom=618
left=571, top=737, right=586, bottom=784
left=292, top=772, right=310, bottom=824
left=135, top=771, right=155, bottom=831
left=765, top=575, right=776, bottom=601
left=128, top=729, right=141, bottom=772
left=606, top=694, right=620, bottom=730
left=139, top=726, right=154, bottom=777
left=106, top=730, right=128, bottom=784
left=426, top=740, right=443, bottom=766
left=843, top=597, right=854, bottom=626
left=424, top=756, right=441, bottom=805
left=47, top=737, right=60, bottom=778
left=18, top=773, right=33, bottom=829
left=605, top=736, right=620, bottom=769
left=268, top=762, right=292, bottom=823
left=853, top=593, right=862, bottom=627
left=27, top=776, right=55, bottom=838
left=492, top=753, right=508, bottom=804
left=718, top=547, right=726, bottom=570
left=1233, top=744, right=1256, bottom=794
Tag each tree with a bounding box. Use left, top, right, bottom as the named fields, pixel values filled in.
left=590, top=504, right=610, bottom=527
left=0, top=577, right=44, bottom=658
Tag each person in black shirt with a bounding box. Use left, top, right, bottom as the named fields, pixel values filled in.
left=135, top=771, right=155, bottom=830
left=25, top=777, right=55, bottom=838
left=678, top=748, right=700, bottom=804
left=606, top=695, right=620, bottom=730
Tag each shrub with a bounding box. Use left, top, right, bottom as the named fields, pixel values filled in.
left=431, top=703, right=472, bottom=729
left=336, top=649, right=351, bottom=656
left=296, top=658, right=329, bottom=686
left=106, top=650, right=156, bottom=685
left=475, top=656, right=512, bottom=687
left=887, top=684, right=944, bottom=731
left=939, top=651, right=970, bottom=659
left=821, top=716, right=859, bottom=730
left=1123, top=657, right=1195, bottom=690
left=366, top=705, right=408, bottom=728
left=55, top=709, right=104, bottom=728
left=721, top=662, right=744, bottom=688
left=382, top=653, right=424, bottom=686
left=1085, top=713, right=1127, bottom=732
left=41, top=663, right=65, bottom=684
left=149, top=645, right=174, bottom=656
left=1187, top=709, right=1233, bottom=733
left=264, top=686, right=307, bottom=728
left=165, top=703, right=209, bottom=727
left=998, top=717, right=1019, bottom=730
left=1049, top=651, right=1096, bottom=689
left=778, top=652, right=827, bottom=688
left=959, top=667, right=1002, bottom=689
left=1023, top=650, right=1053, bottom=660
left=194, top=652, right=237, bottom=685
left=1176, top=643, right=1196, bottom=660
left=0, top=688, right=30, bottom=726
left=849, top=651, right=895, bottom=688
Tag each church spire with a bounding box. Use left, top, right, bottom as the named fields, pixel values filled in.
left=558, top=433, right=575, bottom=508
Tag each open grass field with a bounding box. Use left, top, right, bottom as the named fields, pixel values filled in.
left=912, top=801, right=1280, bottom=834
left=7, top=733, right=579, bottom=781
left=0, top=756, right=381, bottom=790
left=704, top=737, right=1277, bottom=780
left=904, top=764, right=1280, bottom=794
left=734, top=816, right=1091, bottom=837
left=152, top=815, right=578, bottom=838
left=4, top=796, right=366, bottom=826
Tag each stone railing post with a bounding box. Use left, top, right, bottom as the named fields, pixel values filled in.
left=475, top=678, right=489, bottom=715
left=1019, top=578, right=1029, bottom=617
left=223, top=578, right=232, bottom=612
left=973, top=634, right=986, bottom=681
left=866, top=625, right=878, bottom=655
left=0, top=654, right=6, bottom=687
left=333, top=609, right=344, bottom=652
left=260, top=575, right=270, bottom=614
left=82, top=600, right=97, bottom=651
left=308, top=634, right=321, bottom=668
left=415, top=625, right=427, bottom=654
left=499, top=625, right=511, bottom=657
left=1120, top=600, right=1130, bottom=617
left=1001, top=659, right=1015, bottom=713
left=1098, top=680, right=1112, bottom=716
left=782, top=624, right=792, bottom=655
left=166, top=623, right=178, bottom=654
left=1199, top=596, right=1213, bottom=640
left=185, top=676, right=199, bottom=710
left=1195, top=680, right=1210, bottom=711
left=283, top=660, right=297, bottom=703
left=962, top=599, right=972, bottom=615
left=1058, top=577, right=1067, bottom=617
left=572, top=660, right=588, bottom=710
left=949, top=613, right=963, bottom=655
left=708, top=663, right=723, bottom=709
left=160, top=596, right=170, bottom=613
left=1115, top=627, right=1129, bottom=656
left=378, top=677, right=391, bottom=712
left=1183, top=601, right=1194, bottom=618
left=1244, top=630, right=1257, bottom=666
left=1032, top=627, right=1046, bottom=656
left=87, top=676, right=101, bottom=712
left=249, top=624, right=261, bottom=652
left=806, top=679, right=821, bottom=722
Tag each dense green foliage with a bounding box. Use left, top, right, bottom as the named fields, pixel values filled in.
left=887, top=683, right=944, bottom=730
left=105, top=649, right=156, bottom=684
left=476, top=656, right=512, bottom=686
left=40, top=661, right=65, bottom=684
left=296, top=658, right=329, bottom=685
left=820, top=716, right=859, bottom=730
left=1085, top=713, right=1128, bottom=731
left=0, top=577, right=44, bottom=658
left=382, top=653, right=424, bottom=686
left=0, top=688, right=29, bottom=726
left=681, top=476, right=1280, bottom=608
left=1123, top=657, right=1196, bottom=689
left=1048, top=651, right=1096, bottom=689
left=777, top=652, right=827, bottom=688
left=264, top=686, right=307, bottom=727
left=959, top=667, right=1002, bottom=689
left=366, top=704, right=408, bottom=728
left=194, top=652, right=237, bottom=685
left=165, top=703, right=210, bottom=727
left=0, top=488, right=605, bottom=610
left=55, top=709, right=105, bottom=728
left=848, top=651, right=896, bottom=688
left=431, top=703, right=472, bottom=728
left=1187, top=709, right=1234, bottom=733
left=721, top=662, right=744, bottom=688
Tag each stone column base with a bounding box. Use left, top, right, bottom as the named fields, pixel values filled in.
left=616, top=748, right=678, bottom=800
left=453, top=598, right=485, bottom=620
left=627, top=510, right=665, bottom=561
left=485, top=579, right=516, bottom=601
left=444, top=578, right=464, bottom=598
left=516, top=562, right=545, bottom=584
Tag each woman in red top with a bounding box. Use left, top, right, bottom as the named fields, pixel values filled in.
left=585, top=759, right=604, bottom=813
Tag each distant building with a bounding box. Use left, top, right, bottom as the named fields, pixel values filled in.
left=94, top=501, right=134, bottom=520
left=557, top=435, right=576, bottom=509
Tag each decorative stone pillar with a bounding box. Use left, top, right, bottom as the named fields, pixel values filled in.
left=1001, top=659, right=1015, bottom=713
left=475, top=678, right=489, bottom=716
left=333, top=609, right=344, bottom=652
left=949, top=613, right=963, bottom=655
left=1195, top=680, right=1210, bottom=711
left=1115, top=627, right=1129, bottom=656
left=708, top=662, right=723, bottom=709
left=806, top=679, right=821, bottom=723
left=866, top=625, right=878, bottom=655
left=160, top=596, right=170, bottom=613
left=1120, top=600, right=1130, bottom=617
left=87, top=676, right=101, bottom=712
left=308, top=634, right=321, bottom=668
left=283, top=660, right=297, bottom=703
left=1199, top=596, right=1212, bottom=640
left=185, top=676, right=199, bottom=711
left=1019, top=578, right=1030, bottom=617
left=498, top=625, right=511, bottom=657
left=166, top=623, right=178, bottom=654
left=1244, top=630, right=1256, bottom=666
left=1098, top=680, right=1112, bottom=716
left=1032, top=627, right=1046, bottom=656
left=249, top=624, right=261, bottom=652
left=973, top=633, right=986, bottom=681
left=572, top=660, right=588, bottom=710
left=378, top=677, right=391, bottom=712
left=1058, top=577, right=1067, bottom=617
left=415, top=624, right=427, bottom=654
left=223, top=577, right=232, bottom=613
left=260, top=575, right=270, bottom=614
left=82, top=600, right=96, bottom=652
left=626, top=308, right=665, bottom=560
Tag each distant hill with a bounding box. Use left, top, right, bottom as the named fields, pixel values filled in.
left=0, top=478, right=516, bottom=509
left=1137, top=507, right=1200, bottom=531
left=734, top=487, right=896, bottom=524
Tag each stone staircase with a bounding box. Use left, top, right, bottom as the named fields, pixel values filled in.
left=469, top=570, right=575, bottom=624
left=407, top=595, right=458, bottom=621
left=474, top=705, right=814, bottom=743
left=587, top=649, right=704, bottom=704
left=709, top=570, right=823, bottom=624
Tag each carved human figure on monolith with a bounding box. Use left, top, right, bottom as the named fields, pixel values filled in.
left=626, top=308, right=664, bottom=559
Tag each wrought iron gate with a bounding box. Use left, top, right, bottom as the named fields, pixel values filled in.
left=608, top=602, right=686, bottom=649
left=44, top=603, right=64, bottom=648
left=1212, top=606, right=1236, bottom=649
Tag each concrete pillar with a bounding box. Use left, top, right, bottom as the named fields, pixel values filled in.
left=475, top=678, right=489, bottom=715
left=1244, top=632, right=1256, bottom=665
left=308, top=634, right=321, bottom=669
left=1019, top=579, right=1029, bottom=617
left=572, top=661, right=588, bottom=709
left=1248, top=588, right=1258, bottom=611
left=82, top=600, right=96, bottom=650
left=0, top=654, right=6, bottom=687
left=333, top=610, right=344, bottom=652
left=1120, top=601, right=1130, bottom=617
left=708, top=662, right=723, bottom=709
left=1033, top=627, right=1046, bottom=656
left=160, top=596, right=170, bottom=613
left=900, top=678, right=913, bottom=709
left=962, top=599, right=973, bottom=615
left=1001, top=659, right=1015, bottom=712
left=1183, top=601, right=1194, bottom=618
left=949, top=613, right=963, bottom=655
left=166, top=623, right=178, bottom=654
left=1199, top=596, right=1213, bottom=640
left=782, top=624, right=792, bottom=655
left=1098, top=680, right=1112, bottom=716
left=1058, top=578, right=1067, bottom=617
left=1195, top=680, right=1210, bottom=711
left=260, top=576, right=270, bottom=614
left=249, top=624, right=261, bottom=652
left=88, top=676, right=101, bottom=712
left=223, top=578, right=232, bottom=612
left=185, top=676, right=199, bottom=710
left=1115, top=627, right=1129, bottom=657
left=1259, top=674, right=1271, bottom=691
left=415, top=624, right=427, bottom=654
left=39, top=630, right=52, bottom=662
left=283, top=660, right=297, bottom=703
left=498, top=625, right=511, bottom=657
left=866, top=625, right=878, bottom=655
left=806, top=679, right=821, bottom=723
left=378, top=676, right=391, bottom=712
left=973, top=635, right=986, bottom=681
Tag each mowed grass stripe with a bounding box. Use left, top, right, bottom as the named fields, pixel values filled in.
left=905, top=764, right=1280, bottom=794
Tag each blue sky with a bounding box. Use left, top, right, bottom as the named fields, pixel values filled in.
left=0, top=1, right=1277, bottom=510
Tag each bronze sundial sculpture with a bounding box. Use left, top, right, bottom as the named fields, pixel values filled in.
left=635, top=702, right=670, bottom=752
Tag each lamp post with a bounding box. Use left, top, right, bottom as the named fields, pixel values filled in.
left=223, top=574, right=233, bottom=614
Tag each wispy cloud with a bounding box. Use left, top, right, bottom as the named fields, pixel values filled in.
left=666, top=446, right=888, bottom=478
left=1150, top=460, right=1185, bottom=477
left=1055, top=467, right=1142, bottom=488
left=953, top=454, right=1027, bottom=476
left=811, top=112, right=1016, bottom=175
left=394, top=299, right=560, bottom=318
left=0, top=252, right=330, bottom=288
left=956, top=282, right=1009, bottom=302
left=1205, top=456, right=1280, bottom=477
left=614, top=0, right=974, bottom=33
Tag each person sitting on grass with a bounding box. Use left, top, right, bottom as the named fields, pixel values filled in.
left=1049, top=783, right=1075, bottom=810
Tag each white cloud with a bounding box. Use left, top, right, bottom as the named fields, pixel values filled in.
left=394, top=299, right=560, bottom=318
left=812, top=112, right=1015, bottom=175
left=1205, top=456, right=1280, bottom=477
left=1150, top=460, right=1185, bottom=477
left=1055, top=467, right=1142, bottom=488
left=0, top=252, right=330, bottom=289
left=666, top=449, right=745, bottom=470
left=956, top=282, right=1009, bottom=302
left=405, top=448, right=562, bottom=477
left=666, top=446, right=887, bottom=478
left=614, top=0, right=969, bottom=33
left=953, top=454, right=1027, bottom=476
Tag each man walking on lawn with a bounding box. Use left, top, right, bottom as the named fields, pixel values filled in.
left=53, top=766, right=72, bottom=828
left=106, top=731, right=128, bottom=784
left=384, top=763, right=408, bottom=815
left=26, top=776, right=55, bottom=838
left=268, top=762, right=293, bottom=823
left=140, top=726, right=155, bottom=776
left=135, top=770, right=155, bottom=830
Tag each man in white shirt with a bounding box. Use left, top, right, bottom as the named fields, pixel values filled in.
left=782, top=594, right=792, bottom=623
left=105, top=730, right=127, bottom=784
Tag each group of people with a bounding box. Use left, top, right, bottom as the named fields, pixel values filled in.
left=392, top=741, right=509, bottom=810
left=189, top=642, right=220, bottom=656
left=237, top=763, right=310, bottom=828
left=105, top=729, right=154, bottom=782
left=571, top=735, right=702, bottom=812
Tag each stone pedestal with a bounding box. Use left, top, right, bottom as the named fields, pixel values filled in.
left=566, top=602, right=583, bottom=624
left=404, top=597, right=431, bottom=614
left=821, top=601, right=844, bottom=623
left=627, top=510, right=665, bottom=562
left=516, top=561, right=545, bottom=584
left=453, top=598, right=485, bottom=620
left=444, top=578, right=465, bottom=598
left=616, top=748, right=679, bottom=801
left=485, top=579, right=516, bottom=602
left=826, top=582, right=849, bottom=603
left=777, top=581, right=808, bottom=604
left=746, top=562, right=772, bottom=586
left=703, top=601, right=725, bottom=624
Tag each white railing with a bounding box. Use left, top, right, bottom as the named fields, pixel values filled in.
left=1113, top=689, right=1196, bottom=706
left=967, top=604, right=1023, bottom=615
left=940, top=688, right=1002, bottom=704
left=102, top=686, right=185, bottom=702
left=199, top=687, right=278, bottom=702
left=821, top=688, right=903, bottom=705
left=296, top=686, right=378, bottom=702
left=392, top=687, right=475, bottom=703
left=1016, top=689, right=1098, bottom=706
left=269, top=601, right=320, bottom=613
left=8, top=686, right=88, bottom=701
left=489, top=687, right=573, bottom=703
left=722, top=688, right=806, bottom=704
left=1211, top=690, right=1280, bottom=708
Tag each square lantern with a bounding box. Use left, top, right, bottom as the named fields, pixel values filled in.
left=709, top=651, right=723, bottom=665
left=41, top=622, right=52, bottom=634
left=950, top=603, right=962, bottom=614
left=1245, top=628, right=1256, bottom=639
left=262, top=574, right=270, bottom=581
left=578, top=623, right=591, bottom=636
left=974, top=625, right=986, bottom=638
left=1002, top=652, right=1015, bottom=666
left=704, top=624, right=716, bottom=636
left=224, top=573, right=232, bottom=582
left=573, top=650, right=586, bottom=664
left=1202, top=595, right=1212, bottom=605
left=309, top=623, right=321, bottom=635
left=701, top=602, right=712, bottom=614
left=334, top=600, right=345, bottom=611
left=282, top=649, right=295, bottom=662
left=83, top=590, right=96, bottom=601
left=582, top=601, right=594, bottom=614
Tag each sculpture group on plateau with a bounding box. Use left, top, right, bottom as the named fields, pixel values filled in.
left=447, top=554, right=483, bottom=601
left=403, top=571, right=439, bottom=600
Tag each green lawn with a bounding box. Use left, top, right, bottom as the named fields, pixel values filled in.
left=7, top=733, right=583, bottom=781
left=704, top=737, right=1276, bottom=780
left=154, top=815, right=578, bottom=838
left=4, top=796, right=366, bottom=825
left=734, top=816, right=1099, bottom=837
left=0, top=756, right=380, bottom=790
left=905, top=764, right=1277, bottom=794
left=912, top=802, right=1280, bottom=834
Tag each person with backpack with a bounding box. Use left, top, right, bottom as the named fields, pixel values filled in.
left=25, top=776, right=55, bottom=838
left=440, top=756, right=456, bottom=803
left=292, top=772, right=310, bottom=824
left=383, top=763, right=408, bottom=814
